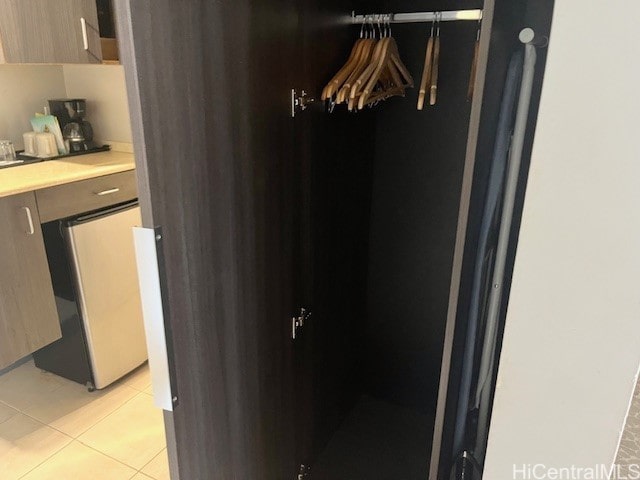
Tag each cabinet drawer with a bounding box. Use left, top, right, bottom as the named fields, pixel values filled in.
left=36, top=171, right=137, bottom=223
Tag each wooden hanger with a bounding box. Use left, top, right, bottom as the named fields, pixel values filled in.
left=324, top=13, right=413, bottom=111
left=348, top=32, right=387, bottom=110
left=417, top=16, right=436, bottom=110
left=358, top=35, right=412, bottom=109
left=359, top=40, right=398, bottom=109
left=381, top=18, right=413, bottom=90
left=429, top=12, right=441, bottom=106
left=353, top=16, right=413, bottom=110
left=322, top=42, right=360, bottom=101
left=387, top=37, right=414, bottom=87
left=337, top=36, right=376, bottom=104
left=349, top=16, right=389, bottom=109
left=364, top=84, right=405, bottom=107
left=385, top=59, right=405, bottom=91
left=360, top=52, right=408, bottom=108
left=356, top=37, right=392, bottom=109
left=322, top=17, right=369, bottom=101
left=366, top=40, right=413, bottom=106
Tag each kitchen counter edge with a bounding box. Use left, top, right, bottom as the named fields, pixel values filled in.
left=0, top=151, right=136, bottom=198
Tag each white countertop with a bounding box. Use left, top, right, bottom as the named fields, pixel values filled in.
left=0, top=150, right=136, bottom=198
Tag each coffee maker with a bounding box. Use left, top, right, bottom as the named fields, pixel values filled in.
left=48, top=99, right=98, bottom=153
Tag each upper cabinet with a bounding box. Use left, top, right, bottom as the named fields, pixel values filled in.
left=0, top=0, right=103, bottom=64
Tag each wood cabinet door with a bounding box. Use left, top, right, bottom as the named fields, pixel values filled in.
left=116, top=0, right=299, bottom=478
left=0, top=0, right=102, bottom=63
left=0, top=192, right=60, bottom=368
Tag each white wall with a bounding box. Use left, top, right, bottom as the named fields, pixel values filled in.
left=484, top=0, right=640, bottom=478
left=63, top=64, right=132, bottom=144
left=0, top=65, right=67, bottom=149
left=0, top=64, right=131, bottom=150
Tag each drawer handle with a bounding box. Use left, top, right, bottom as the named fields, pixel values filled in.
left=80, top=17, right=89, bottom=51
left=96, top=188, right=120, bottom=196
left=23, top=207, right=35, bottom=235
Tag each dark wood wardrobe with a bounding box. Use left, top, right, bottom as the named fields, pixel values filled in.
left=115, top=0, right=553, bottom=478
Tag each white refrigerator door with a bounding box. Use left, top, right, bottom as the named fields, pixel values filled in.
left=67, top=205, right=148, bottom=389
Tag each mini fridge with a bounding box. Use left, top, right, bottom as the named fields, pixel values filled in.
left=34, top=201, right=148, bottom=390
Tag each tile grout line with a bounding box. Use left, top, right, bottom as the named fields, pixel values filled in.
left=136, top=446, right=168, bottom=479
left=120, top=363, right=152, bottom=393
left=0, top=367, right=75, bottom=478
left=126, top=381, right=153, bottom=393
left=15, top=430, right=73, bottom=480
left=74, top=389, right=149, bottom=440
left=0, top=365, right=140, bottom=420
left=4, top=366, right=160, bottom=479
left=70, top=385, right=143, bottom=438
left=4, top=385, right=140, bottom=440
left=74, top=391, right=166, bottom=475
left=12, top=390, right=148, bottom=479
left=0, top=366, right=82, bottom=407
left=16, top=438, right=154, bottom=480
left=0, top=399, right=20, bottom=425
left=15, top=423, right=164, bottom=480
left=0, top=386, right=65, bottom=417
left=80, top=439, right=158, bottom=476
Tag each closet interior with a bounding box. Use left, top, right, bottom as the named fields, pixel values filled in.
left=292, top=1, right=554, bottom=479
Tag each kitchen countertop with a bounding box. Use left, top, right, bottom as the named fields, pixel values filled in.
left=0, top=150, right=136, bottom=198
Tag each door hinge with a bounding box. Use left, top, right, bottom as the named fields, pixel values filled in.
left=297, top=464, right=310, bottom=479
left=292, top=307, right=311, bottom=340
left=291, top=89, right=316, bottom=117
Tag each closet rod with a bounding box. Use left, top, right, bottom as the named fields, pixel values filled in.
left=351, top=9, right=482, bottom=25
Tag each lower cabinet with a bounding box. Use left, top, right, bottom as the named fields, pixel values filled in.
left=0, top=192, right=60, bottom=368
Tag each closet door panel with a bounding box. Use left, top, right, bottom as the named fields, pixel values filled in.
left=116, top=0, right=298, bottom=479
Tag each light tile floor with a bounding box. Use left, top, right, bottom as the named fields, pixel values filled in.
left=0, top=361, right=169, bottom=480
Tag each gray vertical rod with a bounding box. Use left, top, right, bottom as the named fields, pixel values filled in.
left=473, top=44, right=538, bottom=461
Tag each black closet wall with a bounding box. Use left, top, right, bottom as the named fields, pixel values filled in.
left=296, top=0, right=486, bottom=471
left=364, top=2, right=479, bottom=414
